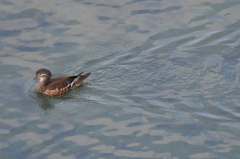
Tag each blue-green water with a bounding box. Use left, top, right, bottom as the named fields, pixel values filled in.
left=1, top=0, right=240, bottom=158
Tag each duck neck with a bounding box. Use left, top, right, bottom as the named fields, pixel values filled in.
left=36, top=77, right=50, bottom=93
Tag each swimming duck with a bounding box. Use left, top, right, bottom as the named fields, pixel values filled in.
left=34, top=68, right=91, bottom=96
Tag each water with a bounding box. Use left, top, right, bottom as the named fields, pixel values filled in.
left=1, top=0, right=240, bottom=158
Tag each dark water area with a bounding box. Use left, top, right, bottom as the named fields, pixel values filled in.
left=1, top=0, right=240, bottom=158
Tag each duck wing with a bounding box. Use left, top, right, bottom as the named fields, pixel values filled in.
left=48, top=72, right=91, bottom=90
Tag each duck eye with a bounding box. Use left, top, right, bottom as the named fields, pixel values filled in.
left=38, top=73, right=42, bottom=76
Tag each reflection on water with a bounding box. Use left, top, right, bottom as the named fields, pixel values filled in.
left=26, top=80, right=103, bottom=120
left=1, top=0, right=240, bottom=158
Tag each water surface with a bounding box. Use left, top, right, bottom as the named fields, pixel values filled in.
left=1, top=0, right=240, bottom=158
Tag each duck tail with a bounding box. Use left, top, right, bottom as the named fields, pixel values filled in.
left=71, top=72, right=91, bottom=88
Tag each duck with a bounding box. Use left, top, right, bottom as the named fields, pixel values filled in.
left=34, top=68, right=91, bottom=96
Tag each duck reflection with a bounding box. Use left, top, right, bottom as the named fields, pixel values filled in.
left=36, top=93, right=55, bottom=110
left=36, top=92, right=77, bottom=110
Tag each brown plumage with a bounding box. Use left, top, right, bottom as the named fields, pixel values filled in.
left=34, top=68, right=91, bottom=96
